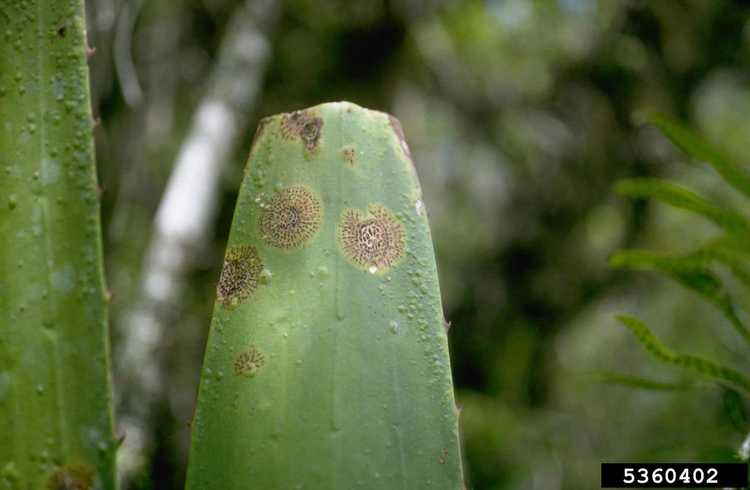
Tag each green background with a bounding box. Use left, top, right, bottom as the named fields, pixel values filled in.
left=79, top=0, right=750, bottom=488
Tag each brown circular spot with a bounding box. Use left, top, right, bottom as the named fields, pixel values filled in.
left=234, top=345, right=265, bottom=377
left=337, top=204, right=405, bottom=271
left=217, top=246, right=264, bottom=307
left=259, top=185, right=322, bottom=249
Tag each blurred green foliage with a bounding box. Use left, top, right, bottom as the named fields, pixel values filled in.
left=83, top=0, right=750, bottom=488
left=608, top=115, right=750, bottom=474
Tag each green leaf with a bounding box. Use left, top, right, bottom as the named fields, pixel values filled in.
left=613, top=238, right=750, bottom=291
left=645, top=113, right=750, bottom=199
left=709, top=232, right=750, bottom=257
left=615, top=178, right=748, bottom=232
left=0, top=0, right=116, bottom=487
left=720, top=387, right=749, bottom=431
left=610, top=250, right=750, bottom=345
left=186, top=103, right=464, bottom=489
left=610, top=249, right=703, bottom=270
left=686, top=245, right=750, bottom=290
left=616, top=315, right=750, bottom=395
left=594, top=372, right=701, bottom=392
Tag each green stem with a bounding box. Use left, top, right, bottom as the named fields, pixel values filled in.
left=0, top=1, right=117, bottom=488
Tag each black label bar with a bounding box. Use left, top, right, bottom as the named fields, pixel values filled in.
left=601, top=463, right=748, bottom=488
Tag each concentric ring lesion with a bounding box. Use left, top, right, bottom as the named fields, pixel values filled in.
left=337, top=203, right=406, bottom=272
left=259, top=185, right=322, bottom=249
left=233, top=345, right=265, bottom=377
left=217, top=245, right=264, bottom=307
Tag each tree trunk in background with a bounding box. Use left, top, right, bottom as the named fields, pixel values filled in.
left=114, top=0, right=280, bottom=483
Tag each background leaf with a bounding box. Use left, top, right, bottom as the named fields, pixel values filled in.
left=611, top=251, right=750, bottom=345
left=645, top=113, right=750, bottom=200
left=594, top=372, right=702, bottom=392
left=615, top=178, right=748, bottom=232
left=617, top=315, right=750, bottom=395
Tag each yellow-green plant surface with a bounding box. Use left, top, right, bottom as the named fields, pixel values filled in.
left=0, top=1, right=117, bottom=488
left=186, top=102, right=464, bottom=489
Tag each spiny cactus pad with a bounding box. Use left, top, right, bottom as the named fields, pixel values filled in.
left=186, top=102, right=464, bottom=489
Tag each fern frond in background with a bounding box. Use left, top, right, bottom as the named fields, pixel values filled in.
left=610, top=114, right=750, bottom=408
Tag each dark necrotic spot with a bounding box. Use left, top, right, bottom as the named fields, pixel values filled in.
left=439, top=447, right=448, bottom=464
left=301, top=119, right=321, bottom=145
left=259, top=185, right=321, bottom=248
left=47, top=463, right=94, bottom=490
left=280, top=110, right=324, bottom=153
left=337, top=204, right=405, bottom=272
left=217, top=246, right=264, bottom=307
left=342, top=145, right=356, bottom=166
left=234, top=345, right=265, bottom=377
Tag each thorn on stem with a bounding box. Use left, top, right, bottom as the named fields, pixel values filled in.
left=443, top=319, right=452, bottom=332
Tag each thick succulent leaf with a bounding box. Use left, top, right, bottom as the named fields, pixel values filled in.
left=615, top=177, right=748, bottom=232
left=0, top=0, right=117, bottom=488
left=617, top=316, right=750, bottom=395
left=645, top=113, right=750, bottom=200
left=186, top=102, right=464, bottom=489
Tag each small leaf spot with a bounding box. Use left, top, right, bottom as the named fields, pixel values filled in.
left=217, top=246, right=264, bottom=307
left=342, top=145, right=356, bottom=166
left=234, top=346, right=265, bottom=377
left=439, top=448, right=449, bottom=464
left=280, top=110, right=324, bottom=153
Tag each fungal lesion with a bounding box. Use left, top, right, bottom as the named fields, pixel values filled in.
left=439, top=447, right=449, bottom=465
left=341, top=145, right=356, bottom=166
left=337, top=203, right=406, bottom=273
left=47, top=462, right=94, bottom=490
left=280, top=109, right=324, bottom=154
left=217, top=245, right=264, bottom=307
left=234, top=345, right=265, bottom=377
left=259, top=185, right=322, bottom=249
